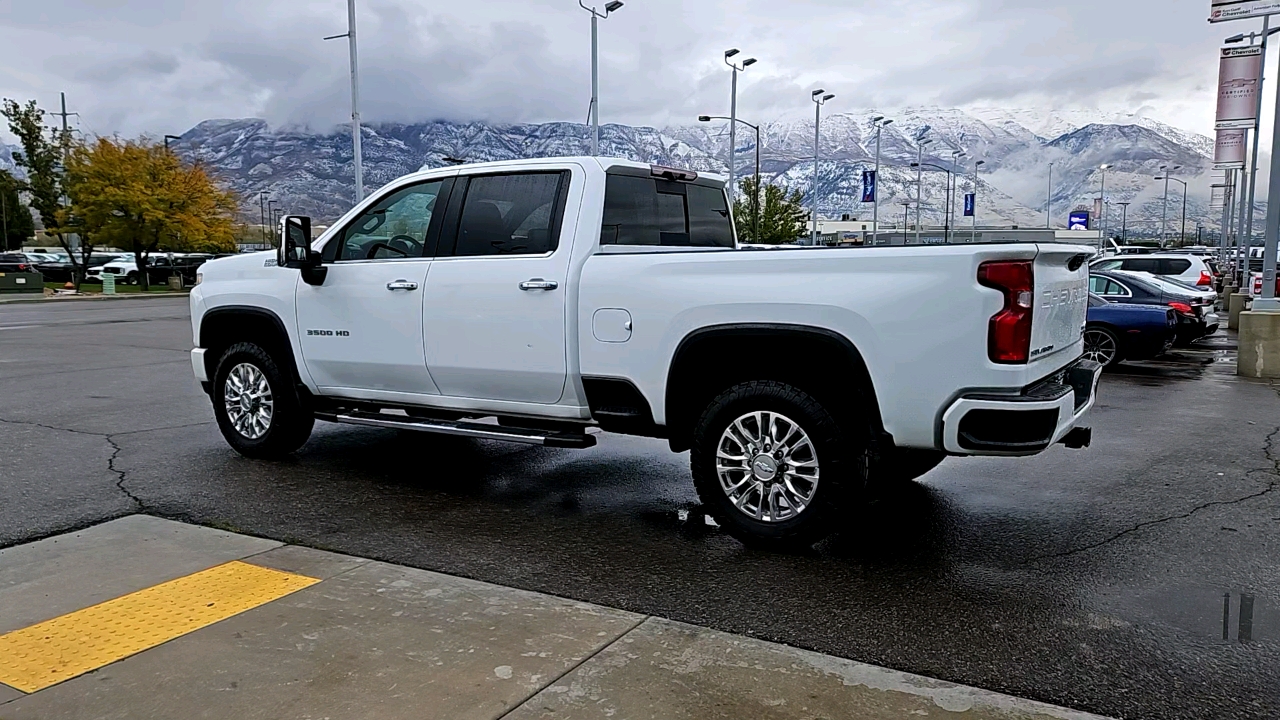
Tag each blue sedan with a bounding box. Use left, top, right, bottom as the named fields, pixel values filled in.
left=1084, top=293, right=1178, bottom=367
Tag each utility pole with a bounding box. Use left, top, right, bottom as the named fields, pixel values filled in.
left=324, top=0, right=364, bottom=203
left=578, top=1, right=624, bottom=157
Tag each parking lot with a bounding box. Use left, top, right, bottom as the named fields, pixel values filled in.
left=1, top=296, right=1278, bottom=720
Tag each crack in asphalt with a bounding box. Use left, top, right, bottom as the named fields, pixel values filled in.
left=1025, top=424, right=1280, bottom=563
left=0, top=416, right=214, bottom=514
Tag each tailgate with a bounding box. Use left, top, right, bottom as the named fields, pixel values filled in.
left=1029, top=245, right=1091, bottom=362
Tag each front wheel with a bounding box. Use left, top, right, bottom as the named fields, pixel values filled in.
left=212, top=342, right=314, bottom=459
left=690, top=380, right=868, bottom=549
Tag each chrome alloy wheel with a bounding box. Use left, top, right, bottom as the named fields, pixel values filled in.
left=715, top=411, right=819, bottom=522
left=1082, top=328, right=1117, bottom=366
left=224, top=363, right=274, bottom=440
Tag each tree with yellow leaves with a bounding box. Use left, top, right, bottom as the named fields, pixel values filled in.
left=65, top=137, right=239, bottom=290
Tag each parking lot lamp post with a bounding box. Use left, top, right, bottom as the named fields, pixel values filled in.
left=971, top=159, right=985, bottom=242
left=723, top=50, right=756, bottom=204
left=258, top=192, right=269, bottom=247
left=1156, top=174, right=1188, bottom=247
left=1158, top=164, right=1180, bottom=245
left=810, top=90, right=834, bottom=245
left=577, top=0, right=624, bottom=157
left=1098, top=164, right=1111, bottom=252
left=914, top=131, right=932, bottom=244
left=1046, top=161, right=1053, bottom=228
left=948, top=150, right=965, bottom=242
left=899, top=200, right=912, bottom=244
left=323, top=0, right=364, bottom=202
left=699, top=115, right=761, bottom=242
left=871, top=117, right=892, bottom=244
left=1118, top=201, right=1130, bottom=245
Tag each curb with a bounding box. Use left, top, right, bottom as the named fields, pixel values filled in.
left=0, top=292, right=190, bottom=305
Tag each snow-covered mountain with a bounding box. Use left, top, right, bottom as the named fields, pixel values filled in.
left=172, top=107, right=1220, bottom=237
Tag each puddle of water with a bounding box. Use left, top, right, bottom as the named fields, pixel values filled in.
left=1100, top=585, right=1277, bottom=644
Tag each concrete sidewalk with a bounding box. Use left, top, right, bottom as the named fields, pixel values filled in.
left=0, top=516, right=1112, bottom=720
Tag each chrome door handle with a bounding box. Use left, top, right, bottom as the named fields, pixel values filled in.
left=519, top=279, right=559, bottom=291
left=386, top=280, right=418, bottom=291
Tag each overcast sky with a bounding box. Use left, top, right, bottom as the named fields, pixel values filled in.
left=0, top=0, right=1247, bottom=140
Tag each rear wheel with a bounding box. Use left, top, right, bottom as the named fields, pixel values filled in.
left=1082, top=326, right=1121, bottom=367
left=213, top=342, right=313, bottom=458
left=690, top=380, right=868, bottom=549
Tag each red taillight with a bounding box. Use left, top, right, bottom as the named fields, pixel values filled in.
left=978, top=260, right=1034, bottom=364
left=1168, top=301, right=1193, bottom=315
left=1196, top=271, right=1212, bottom=286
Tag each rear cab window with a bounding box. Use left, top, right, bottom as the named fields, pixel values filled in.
left=600, top=167, right=734, bottom=249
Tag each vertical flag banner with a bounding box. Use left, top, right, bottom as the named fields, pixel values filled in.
left=963, top=193, right=975, bottom=217
left=1215, top=128, right=1248, bottom=168
left=1211, top=0, right=1280, bottom=22
left=1216, top=46, right=1264, bottom=129
left=861, top=170, right=876, bottom=203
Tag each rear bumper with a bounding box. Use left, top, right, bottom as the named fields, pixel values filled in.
left=941, top=358, right=1102, bottom=456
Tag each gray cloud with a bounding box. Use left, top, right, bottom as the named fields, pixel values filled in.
left=0, top=0, right=1232, bottom=140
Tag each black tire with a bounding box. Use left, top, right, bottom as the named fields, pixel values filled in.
left=125, top=272, right=138, bottom=285
left=690, top=380, right=868, bottom=550
left=867, top=447, right=945, bottom=487
left=1082, top=326, right=1122, bottom=367
left=212, top=342, right=314, bottom=459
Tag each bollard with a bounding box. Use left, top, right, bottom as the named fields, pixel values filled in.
left=167, top=275, right=183, bottom=291
left=1229, top=293, right=1250, bottom=330
left=1237, top=310, right=1280, bottom=377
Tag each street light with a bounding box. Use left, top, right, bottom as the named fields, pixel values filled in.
left=1117, top=201, right=1131, bottom=245
left=971, top=159, right=985, bottom=242
left=723, top=49, right=756, bottom=204
left=259, top=192, right=269, bottom=247
left=810, top=89, right=834, bottom=245
left=948, top=149, right=966, bottom=241
left=1046, top=161, right=1054, bottom=229
left=1098, top=164, right=1111, bottom=251
left=1158, top=164, right=1181, bottom=245
left=323, top=0, right=365, bottom=203
left=163, top=134, right=181, bottom=153
left=898, top=199, right=913, bottom=245
left=1156, top=174, right=1189, bottom=246
left=911, top=161, right=952, bottom=242
left=700, top=114, right=760, bottom=244
left=913, top=128, right=932, bottom=244
left=870, top=117, right=893, bottom=245
left=578, top=0, right=624, bottom=157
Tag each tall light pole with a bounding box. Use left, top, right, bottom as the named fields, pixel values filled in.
left=912, top=161, right=952, bottom=243
left=899, top=200, right=912, bottom=245
left=324, top=0, right=365, bottom=203
left=700, top=114, right=760, bottom=243
left=1117, top=201, right=1130, bottom=245
left=810, top=89, right=835, bottom=245
left=1157, top=175, right=1189, bottom=246
left=578, top=1, right=624, bottom=157
left=871, top=116, right=893, bottom=245
left=259, top=192, right=269, bottom=247
left=1046, top=161, right=1054, bottom=228
left=1225, top=23, right=1277, bottom=294
left=914, top=127, right=932, bottom=245
left=948, top=149, right=965, bottom=242
left=1158, top=164, right=1180, bottom=245
left=971, top=159, right=985, bottom=242
left=1098, top=164, right=1111, bottom=251
left=723, top=50, right=756, bottom=204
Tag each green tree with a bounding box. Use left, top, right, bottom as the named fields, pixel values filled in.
left=64, top=136, right=238, bottom=289
left=1, top=99, right=91, bottom=285
left=0, top=170, right=34, bottom=251
left=733, top=175, right=808, bottom=244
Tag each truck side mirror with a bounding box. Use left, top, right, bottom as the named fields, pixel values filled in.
left=279, top=216, right=312, bottom=269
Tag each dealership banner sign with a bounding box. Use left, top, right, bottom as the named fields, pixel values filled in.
left=1211, top=0, right=1280, bottom=22
left=1215, top=128, right=1248, bottom=168
left=1069, top=208, right=1091, bottom=231
left=861, top=170, right=876, bottom=203
left=1217, top=46, right=1264, bottom=129
left=963, top=193, right=975, bottom=217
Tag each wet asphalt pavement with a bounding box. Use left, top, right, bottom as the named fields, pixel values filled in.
left=1, top=296, right=1278, bottom=720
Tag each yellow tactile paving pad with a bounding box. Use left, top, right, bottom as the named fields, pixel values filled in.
left=0, top=560, right=320, bottom=693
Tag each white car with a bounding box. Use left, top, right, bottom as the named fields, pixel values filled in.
left=189, top=157, right=1099, bottom=548
left=1091, top=253, right=1215, bottom=289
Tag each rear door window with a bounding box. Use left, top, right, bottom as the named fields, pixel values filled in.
left=446, top=172, right=568, bottom=257
left=1122, top=258, right=1159, bottom=273
left=1159, top=258, right=1191, bottom=275
left=601, top=174, right=734, bottom=248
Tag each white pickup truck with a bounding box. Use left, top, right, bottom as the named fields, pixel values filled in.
left=190, top=157, right=1099, bottom=547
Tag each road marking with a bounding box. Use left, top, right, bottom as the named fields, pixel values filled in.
left=0, top=561, right=319, bottom=693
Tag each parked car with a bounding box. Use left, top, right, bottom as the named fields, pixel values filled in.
left=1089, top=269, right=1219, bottom=345
left=0, top=253, right=40, bottom=273
left=1083, top=293, right=1178, bottom=367
left=86, top=254, right=211, bottom=285
left=1091, top=253, right=1215, bottom=289
left=189, top=156, right=1100, bottom=549
left=36, top=253, right=130, bottom=284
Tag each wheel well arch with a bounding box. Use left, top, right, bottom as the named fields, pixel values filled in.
left=663, top=323, right=885, bottom=453
left=199, top=307, right=300, bottom=387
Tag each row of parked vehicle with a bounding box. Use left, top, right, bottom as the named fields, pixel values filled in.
left=0, top=250, right=222, bottom=285
left=1084, top=251, right=1221, bottom=367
